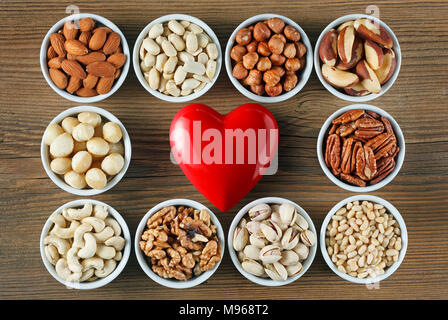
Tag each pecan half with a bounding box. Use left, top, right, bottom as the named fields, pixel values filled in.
left=365, top=110, right=380, bottom=119
left=374, top=140, right=396, bottom=160
left=381, top=116, right=396, bottom=141
left=337, top=122, right=357, bottom=137
left=371, top=157, right=396, bottom=184
left=365, top=132, right=389, bottom=151
left=332, top=109, right=365, bottom=125
left=354, top=118, right=384, bottom=139
left=340, top=173, right=366, bottom=187
left=356, top=145, right=377, bottom=180
left=341, top=137, right=354, bottom=174
left=325, top=134, right=341, bottom=171
left=351, top=141, right=363, bottom=174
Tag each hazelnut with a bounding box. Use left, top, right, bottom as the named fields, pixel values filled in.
left=230, top=45, right=247, bottom=62
left=273, top=33, right=286, bottom=43
left=263, top=69, right=281, bottom=86
left=256, top=56, right=272, bottom=71
left=283, top=43, right=297, bottom=58
left=265, top=83, right=282, bottom=96
left=295, top=42, right=307, bottom=58
left=232, top=62, right=248, bottom=79
left=283, top=73, right=298, bottom=92
left=253, top=22, right=271, bottom=41
left=270, top=53, right=286, bottom=66
left=284, top=25, right=301, bottom=42
left=285, top=57, right=301, bottom=72
left=235, top=28, right=252, bottom=45
left=268, top=36, right=284, bottom=55
left=272, top=66, right=285, bottom=78
left=245, top=69, right=263, bottom=86
left=250, top=84, right=266, bottom=96
left=257, top=42, right=271, bottom=56
left=242, top=52, right=259, bottom=70
left=267, top=17, right=285, bottom=34
left=246, top=41, right=258, bottom=53
left=299, top=56, right=306, bottom=70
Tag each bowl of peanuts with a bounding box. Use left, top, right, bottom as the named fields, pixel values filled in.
left=41, top=106, right=131, bottom=196
left=320, top=195, right=407, bottom=284
left=225, top=14, right=313, bottom=103
left=134, top=199, right=225, bottom=289
left=40, top=13, right=130, bottom=103
left=133, top=14, right=222, bottom=102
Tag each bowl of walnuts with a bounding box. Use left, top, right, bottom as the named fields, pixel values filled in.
left=225, top=14, right=313, bottom=103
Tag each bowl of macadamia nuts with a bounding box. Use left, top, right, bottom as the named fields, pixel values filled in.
left=133, top=14, right=222, bottom=102
left=314, top=14, right=401, bottom=102
left=320, top=195, right=407, bottom=284
left=40, top=199, right=131, bottom=289
left=228, top=197, right=317, bottom=286
left=135, top=199, right=225, bottom=289
left=41, top=106, right=131, bottom=195
left=225, top=14, right=313, bottom=103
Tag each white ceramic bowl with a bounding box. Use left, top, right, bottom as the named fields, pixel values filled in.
left=317, top=104, right=405, bottom=192
left=228, top=197, right=317, bottom=286
left=133, top=14, right=222, bottom=103
left=41, top=106, right=132, bottom=196
left=320, top=195, right=408, bottom=284
left=314, top=14, right=401, bottom=102
left=225, top=14, right=313, bottom=103
left=40, top=13, right=130, bottom=103
left=40, top=199, right=131, bottom=289
left=134, top=199, right=225, bottom=289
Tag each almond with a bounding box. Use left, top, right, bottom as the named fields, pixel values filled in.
left=96, top=77, right=114, bottom=94
left=67, top=53, right=77, bottom=60
left=79, top=17, right=95, bottom=32
left=89, top=28, right=107, bottom=51
left=75, top=51, right=106, bottom=65
left=65, top=39, right=88, bottom=56
left=61, top=59, right=87, bottom=79
left=114, top=68, right=121, bottom=79
left=50, top=33, right=66, bottom=56
left=47, top=46, right=57, bottom=59
left=83, top=74, right=99, bottom=89
left=49, top=68, right=68, bottom=89
left=66, top=76, right=82, bottom=94
left=76, top=86, right=97, bottom=97
left=102, top=32, right=121, bottom=55
left=48, top=57, right=64, bottom=69
left=63, top=21, right=79, bottom=40
left=78, top=31, right=91, bottom=46
left=107, top=52, right=126, bottom=68
left=86, top=61, right=115, bottom=78
left=93, top=26, right=112, bottom=34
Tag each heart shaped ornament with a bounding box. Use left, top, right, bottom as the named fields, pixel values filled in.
left=170, top=103, right=279, bottom=211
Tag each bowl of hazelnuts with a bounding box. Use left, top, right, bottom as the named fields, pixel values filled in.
left=225, top=14, right=313, bottom=103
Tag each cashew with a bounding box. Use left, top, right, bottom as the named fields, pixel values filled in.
left=77, top=233, right=97, bottom=259
left=95, top=259, right=116, bottom=278
left=49, top=212, right=66, bottom=228
left=73, top=223, right=93, bottom=248
left=61, top=208, right=74, bottom=221
left=93, top=205, right=109, bottom=220
left=67, top=202, right=92, bottom=220
left=55, top=258, right=72, bottom=281
left=66, top=272, right=82, bottom=282
left=96, top=244, right=116, bottom=260
left=81, top=257, right=104, bottom=272
left=79, top=268, right=95, bottom=282
left=51, top=220, right=80, bottom=239
left=44, top=244, right=59, bottom=265
left=92, top=226, right=114, bottom=243
left=105, top=217, right=121, bottom=236
left=67, top=247, right=83, bottom=273
left=105, top=236, right=126, bottom=251
left=44, top=235, right=70, bottom=255
left=113, top=251, right=122, bottom=262
left=82, top=216, right=105, bottom=233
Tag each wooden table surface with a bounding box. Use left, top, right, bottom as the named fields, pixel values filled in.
left=1, top=0, right=447, bottom=300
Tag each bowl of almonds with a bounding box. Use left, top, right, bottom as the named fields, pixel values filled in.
left=40, top=13, right=130, bottom=103
left=133, top=14, right=221, bottom=102
left=320, top=195, right=407, bottom=283
left=317, top=104, right=405, bottom=192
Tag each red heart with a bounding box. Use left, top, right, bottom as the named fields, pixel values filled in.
left=170, top=103, right=278, bottom=211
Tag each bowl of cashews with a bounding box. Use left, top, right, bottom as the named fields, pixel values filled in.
left=40, top=199, right=131, bottom=289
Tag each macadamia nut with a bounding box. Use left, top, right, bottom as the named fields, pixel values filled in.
left=101, top=153, right=124, bottom=175
left=64, top=170, right=87, bottom=189
left=102, top=122, right=122, bottom=144
left=87, top=137, right=109, bottom=157
left=78, top=112, right=102, bottom=128
left=85, top=168, right=107, bottom=189
left=71, top=151, right=93, bottom=173
left=44, top=123, right=64, bottom=145
left=72, top=123, right=94, bottom=142
left=61, top=117, right=80, bottom=134
left=50, top=133, right=74, bottom=157
left=50, top=158, right=72, bottom=175
left=108, top=141, right=124, bottom=156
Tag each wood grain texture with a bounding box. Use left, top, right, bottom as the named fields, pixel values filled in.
left=1, top=0, right=447, bottom=300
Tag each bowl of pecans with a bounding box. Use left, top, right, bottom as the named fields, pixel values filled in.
left=317, top=104, right=405, bottom=192
left=134, top=199, right=225, bottom=289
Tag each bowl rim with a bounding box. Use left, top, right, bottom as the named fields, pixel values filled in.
left=316, top=104, right=405, bottom=192
left=40, top=13, right=130, bottom=103
left=228, top=197, right=317, bottom=286
left=134, top=198, right=225, bottom=289
left=319, top=194, right=408, bottom=284
left=40, top=105, right=132, bottom=196
left=313, top=13, right=401, bottom=102
left=40, top=199, right=131, bottom=289
left=133, top=13, right=222, bottom=103
left=224, top=13, right=314, bottom=103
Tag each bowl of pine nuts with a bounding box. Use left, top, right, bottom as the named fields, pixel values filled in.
left=133, top=14, right=222, bottom=102
left=320, top=195, right=407, bottom=284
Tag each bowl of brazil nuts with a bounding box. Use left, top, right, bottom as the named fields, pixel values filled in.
left=225, top=14, right=313, bottom=103
left=320, top=195, right=407, bottom=284
left=133, top=14, right=221, bottom=102
left=40, top=199, right=131, bottom=289
left=135, top=199, right=225, bottom=289
left=41, top=106, right=131, bottom=196
left=228, top=197, right=317, bottom=286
